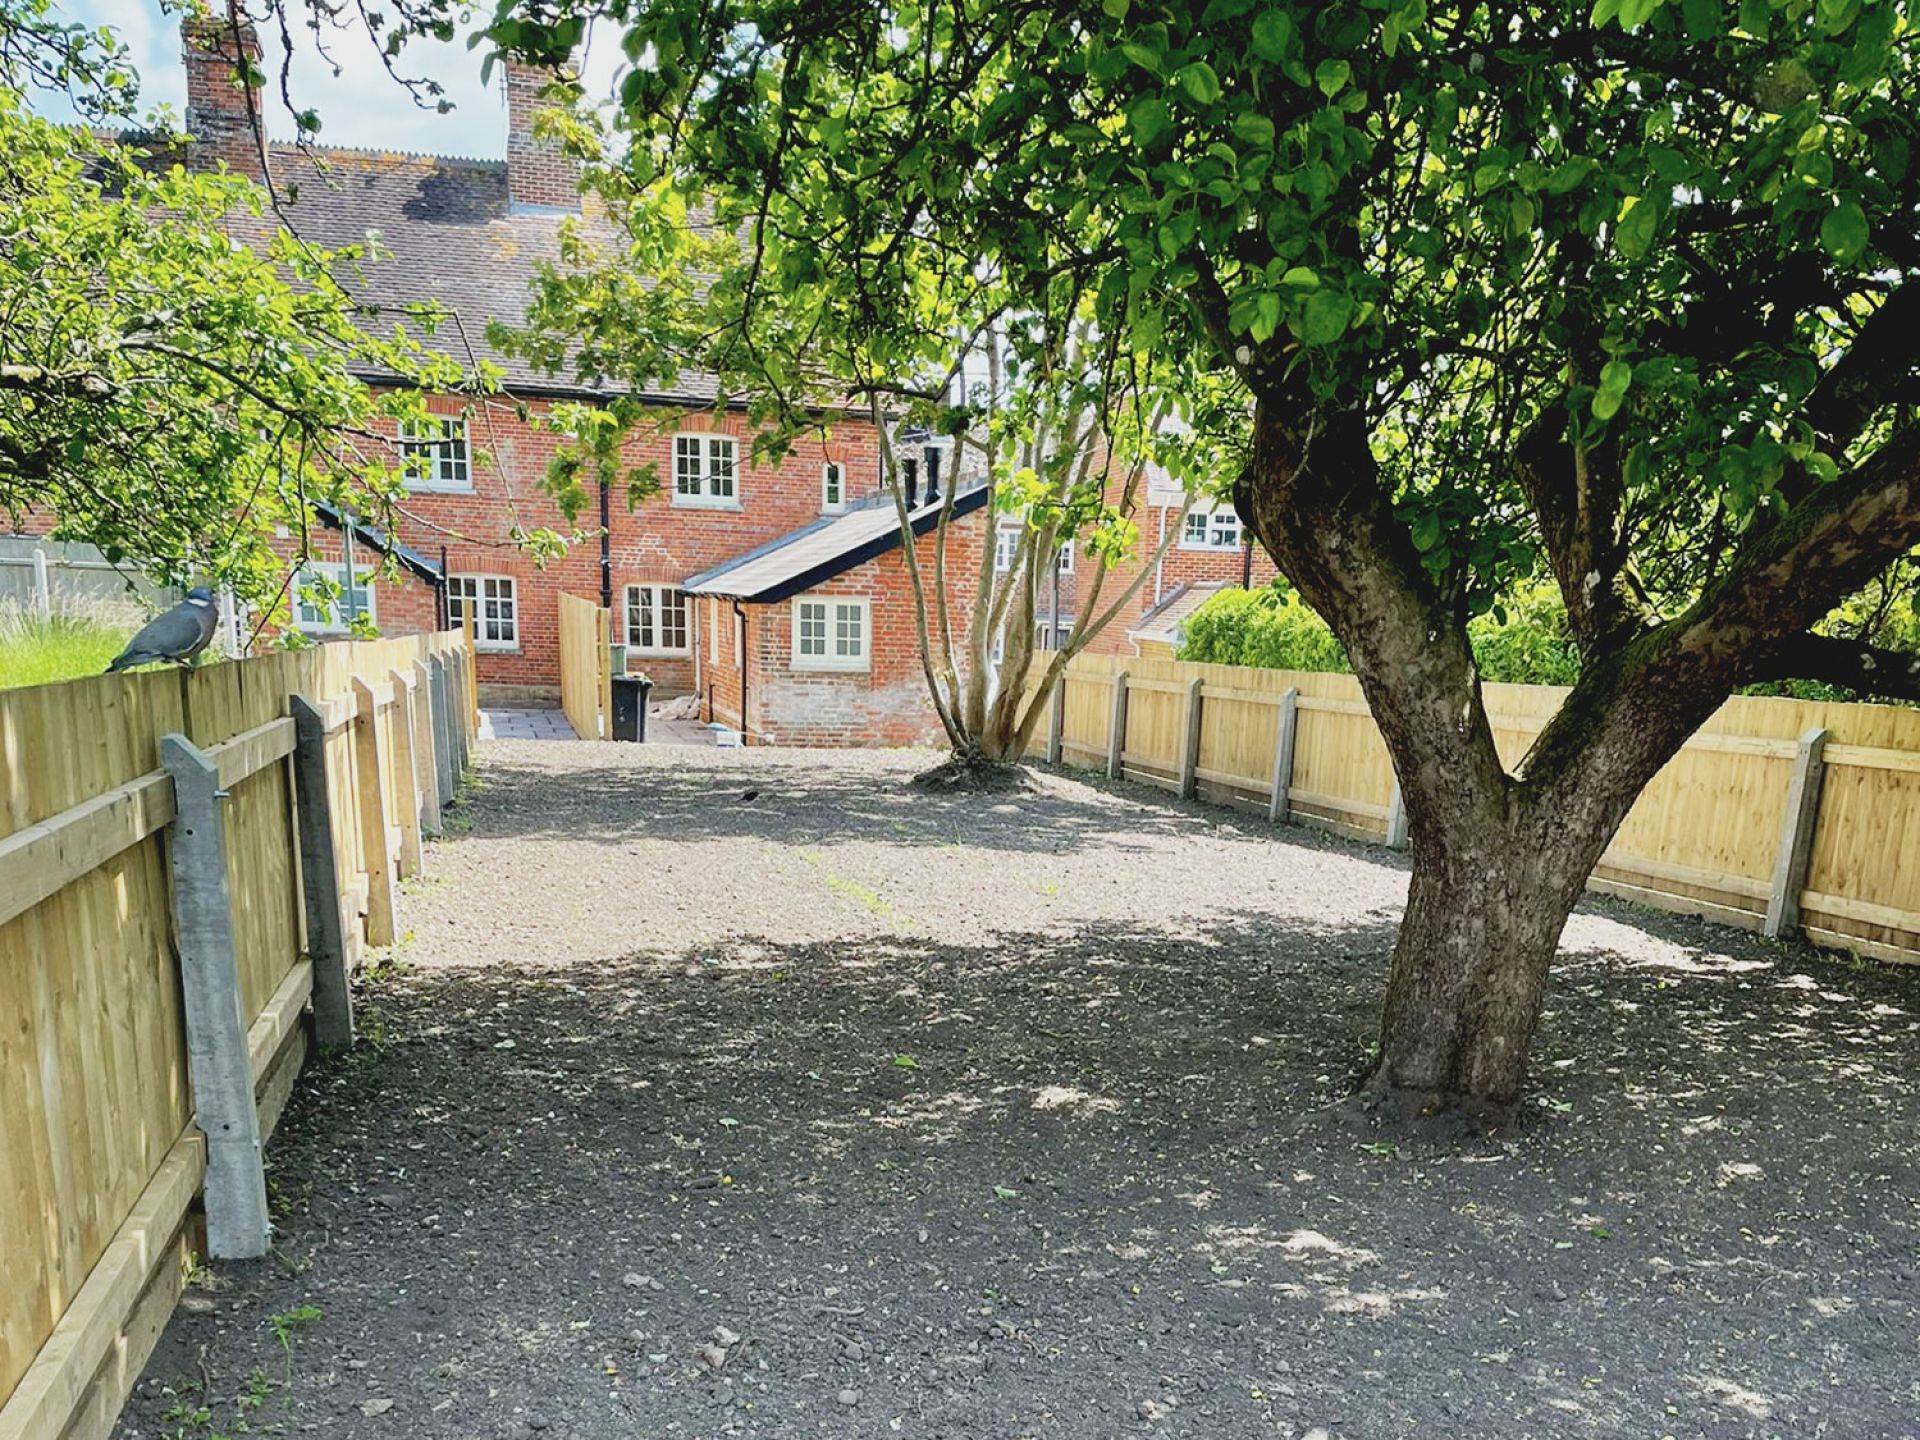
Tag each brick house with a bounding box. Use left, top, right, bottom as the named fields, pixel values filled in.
left=1001, top=464, right=1277, bottom=659
left=158, top=16, right=985, bottom=744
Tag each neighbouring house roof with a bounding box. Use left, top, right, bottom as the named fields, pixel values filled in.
left=1128, top=581, right=1227, bottom=650
left=312, top=501, right=444, bottom=583
left=683, top=485, right=992, bottom=603
left=228, top=143, right=728, bottom=405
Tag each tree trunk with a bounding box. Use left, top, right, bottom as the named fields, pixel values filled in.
left=1370, top=803, right=1595, bottom=1108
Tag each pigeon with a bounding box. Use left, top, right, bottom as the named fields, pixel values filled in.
left=106, top=587, right=220, bottom=671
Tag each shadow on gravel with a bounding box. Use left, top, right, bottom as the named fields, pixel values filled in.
left=465, top=744, right=1239, bottom=856
left=125, top=904, right=1918, bottom=1440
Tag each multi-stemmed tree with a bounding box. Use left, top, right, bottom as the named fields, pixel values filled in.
left=475, top=0, right=1920, bottom=1110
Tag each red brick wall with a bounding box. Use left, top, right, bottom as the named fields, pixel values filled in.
left=732, top=513, right=986, bottom=748
left=182, top=18, right=266, bottom=183
left=503, top=60, right=582, bottom=211
left=347, top=394, right=885, bottom=702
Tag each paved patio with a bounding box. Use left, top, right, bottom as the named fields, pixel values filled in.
left=481, top=706, right=718, bottom=745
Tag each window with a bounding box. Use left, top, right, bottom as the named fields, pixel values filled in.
left=625, top=584, right=690, bottom=654
left=792, top=595, right=869, bottom=672
left=447, top=574, right=518, bottom=651
left=292, top=562, right=373, bottom=635
left=1055, top=540, right=1075, bottom=574
left=994, top=524, right=1020, bottom=573
left=673, top=434, right=738, bottom=506
left=822, top=461, right=845, bottom=513
left=399, top=416, right=471, bottom=491
left=1182, top=507, right=1242, bottom=551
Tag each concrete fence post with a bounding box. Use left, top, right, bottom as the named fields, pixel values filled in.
left=351, top=676, right=399, bottom=947
left=428, top=654, right=456, bottom=810
left=1178, top=676, right=1205, bottom=800
left=159, top=734, right=271, bottom=1258
left=30, top=546, right=51, bottom=618
left=1046, top=674, right=1066, bottom=764
left=388, top=667, right=425, bottom=879
left=289, top=696, right=354, bottom=1051
left=1267, top=687, right=1299, bottom=824
left=1385, top=780, right=1410, bottom=850
left=1764, top=726, right=1829, bottom=939
left=1106, top=671, right=1130, bottom=781
left=413, top=656, right=444, bottom=837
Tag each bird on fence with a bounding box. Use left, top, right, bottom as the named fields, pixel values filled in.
left=105, top=587, right=220, bottom=671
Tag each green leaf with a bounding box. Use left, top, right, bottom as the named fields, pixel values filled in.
left=1180, top=61, right=1223, bottom=105
left=1102, top=0, right=1131, bottom=16
left=893, top=1053, right=919, bottom=1069
left=1250, top=10, right=1293, bottom=60
left=1410, top=509, right=1442, bottom=552
left=1297, top=287, right=1354, bottom=344
left=1613, top=197, right=1660, bottom=259
left=1279, top=265, right=1319, bottom=287
left=1314, top=59, right=1351, bottom=98
left=1128, top=96, right=1172, bottom=149
left=1618, top=0, right=1664, bottom=29
left=1233, top=112, right=1276, bottom=147
left=1819, top=200, right=1869, bottom=264
left=1544, top=157, right=1594, bottom=195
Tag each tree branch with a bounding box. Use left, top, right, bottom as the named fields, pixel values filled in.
left=1751, top=632, right=1920, bottom=703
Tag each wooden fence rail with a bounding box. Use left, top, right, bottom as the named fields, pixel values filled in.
left=1032, top=651, right=1920, bottom=965
left=0, top=630, right=477, bottom=1440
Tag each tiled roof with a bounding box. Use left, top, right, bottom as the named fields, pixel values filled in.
left=684, top=484, right=991, bottom=603
left=1128, top=581, right=1227, bottom=648
left=241, top=143, right=724, bottom=403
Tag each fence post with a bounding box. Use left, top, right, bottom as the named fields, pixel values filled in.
left=451, top=643, right=473, bottom=769
left=30, top=546, right=52, bottom=618
left=1178, top=676, right=1205, bottom=800
left=413, top=656, right=444, bottom=837
left=351, top=676, right=399, bottom=947
left=1267, top=687, right=1299, bottom=824
left=428, top=653, right=456, bottom=810
left=463, top=615, right=480, bottom=740
left=1106, top=670, right=1130, bottom=780
left=1385, top=780, right=1410, bottom=850
left=1046, top=673, right=1066, bottom=764
left=1763, top=726, right=1829, bottom=939
left=388, top=667, right=425, bottom=879
left=289, top=696, right=354, bottom=1051
left=159, top=734, right=271, bottom=1258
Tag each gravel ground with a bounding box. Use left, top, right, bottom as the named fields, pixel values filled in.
left=121, top=739, right=1920, bottom=1440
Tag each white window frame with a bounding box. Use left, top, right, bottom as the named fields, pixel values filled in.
left=1055, top=539, right=1075, bottom=574
left=1181, top=506, right=1242, bottom=551
left=446, top=573, right=519, bottom=652
left=399, top=415, right=472, bottom=492
left=672, top=433, right=739, bottom=508
left=994, top=523, right=1019, bottom=574
left=292, top=561, right=374, bottom=636
left=791, top=594, right=870, bottom=673
left=822, top=460, right=846, bottom=514
left=624, top=583, right=690, bottom=655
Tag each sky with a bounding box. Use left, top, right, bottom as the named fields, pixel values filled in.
left=32, top=1, right=625, bottom=156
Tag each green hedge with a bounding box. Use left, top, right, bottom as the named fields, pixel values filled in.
left=1177, top=581, right=1580, bottom=687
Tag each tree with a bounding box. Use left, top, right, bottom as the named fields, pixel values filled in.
left=491, top=95, right=1237, bottom=763
left=0, top=3, right=484, bottom=626
left=472, top=0, right=1920, bottom=1111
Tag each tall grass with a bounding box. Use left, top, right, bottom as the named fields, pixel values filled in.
left=0, top=600, right=133, bottom=690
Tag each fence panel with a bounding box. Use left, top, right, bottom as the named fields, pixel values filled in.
left=558, top=593, right=611, bottom=740
left=1032, top=651, right=1920, bottom=963
left=0, top=628, right=471, bottom=1438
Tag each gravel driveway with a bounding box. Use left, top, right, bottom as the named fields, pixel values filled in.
left=122, top=739, right=1920, bottom=1440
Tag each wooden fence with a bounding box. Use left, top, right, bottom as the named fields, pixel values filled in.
left=557, top=592, right=612, bottom=741
left=0, top=630, right=477, bottom=1440
left=1034, top=651, right=1920, bottom=965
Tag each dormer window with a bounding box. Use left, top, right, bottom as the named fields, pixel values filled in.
left=399, top=416, right=471, bottom=492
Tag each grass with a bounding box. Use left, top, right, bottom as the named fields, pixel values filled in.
left=0, top=604, right=130, bottom=689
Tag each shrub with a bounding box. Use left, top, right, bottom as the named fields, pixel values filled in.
left=1177, top=585, right=1347, bottom=672
left=0, top=601, right=130, bottom=690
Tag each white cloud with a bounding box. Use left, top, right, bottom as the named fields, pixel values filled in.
left=35, top=1, right=625, bottom=157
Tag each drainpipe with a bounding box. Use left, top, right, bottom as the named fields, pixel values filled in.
left=437, top=544, right=449, bottom=630
left=598, top=478, right=613, bottom=610
left=1153, top=507, right=1167, bottom=605
left=733, top=599, right=750, bottom=745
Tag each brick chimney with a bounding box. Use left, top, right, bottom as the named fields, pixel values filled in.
left=504, top=58, right=581, bottom=212
left=182, top=11, right=267, bottom=183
